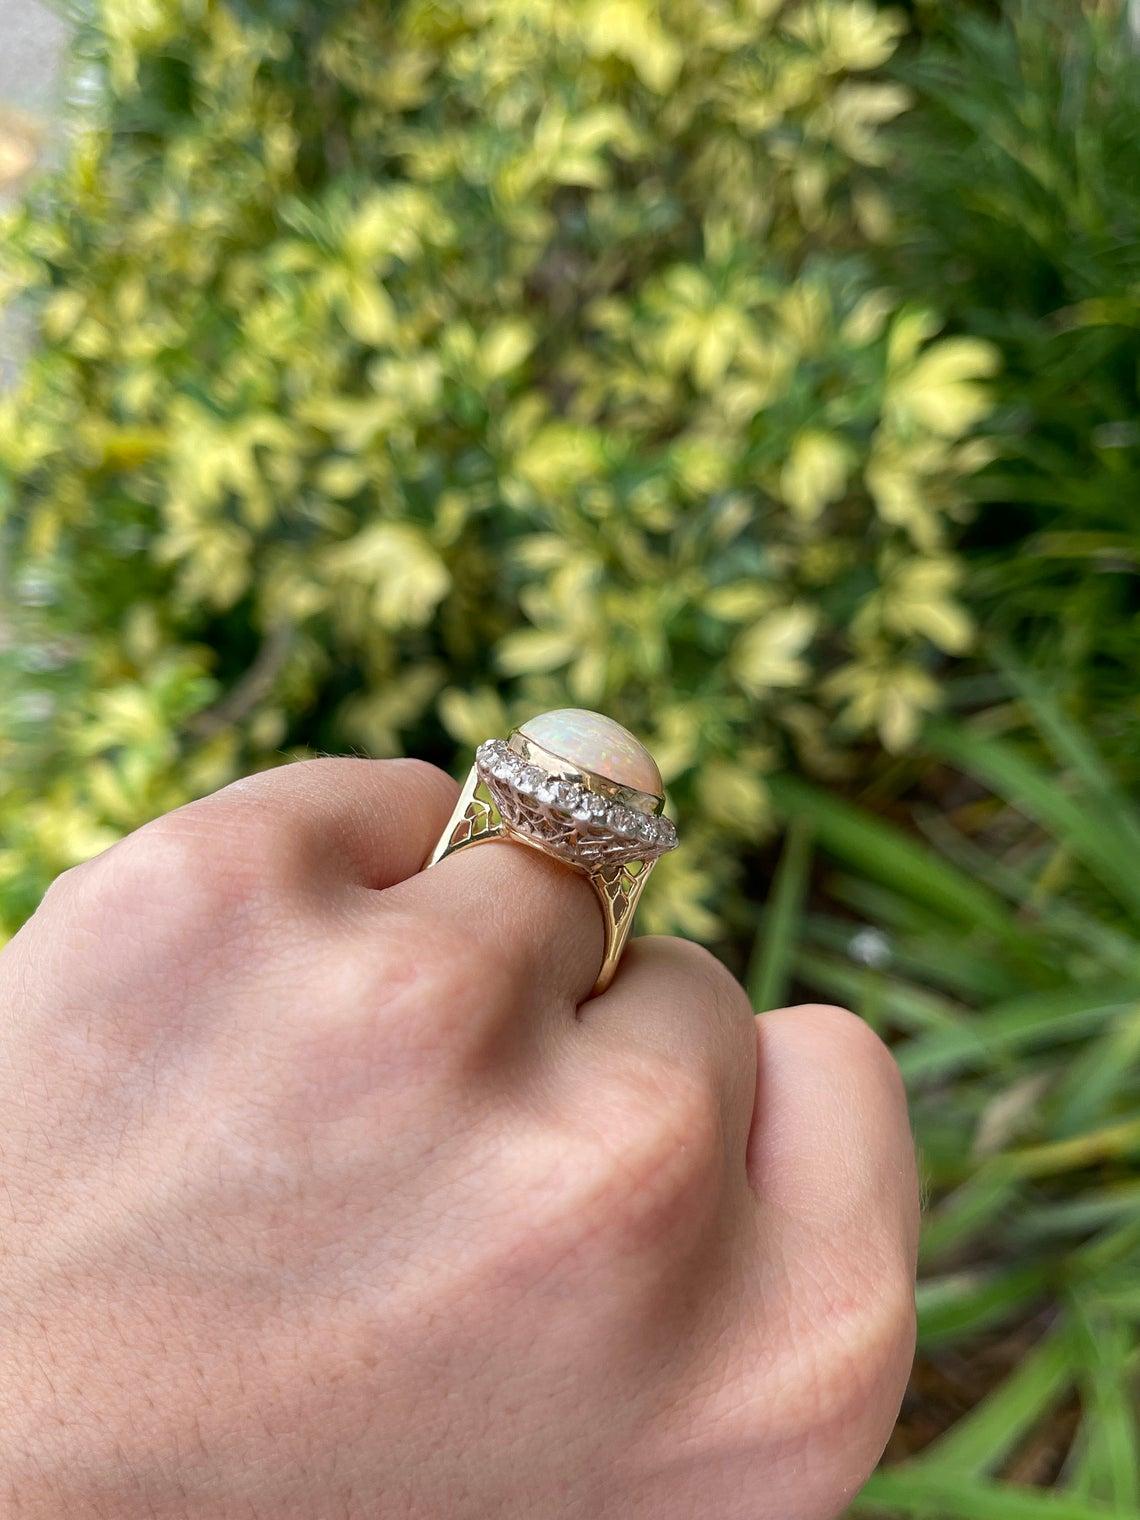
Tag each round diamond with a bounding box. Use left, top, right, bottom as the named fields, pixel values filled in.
left=656, top=816, right=677, bottom=850
left=612, top=807, right=641, bottom=840
left=557, top=783, right=583, bottom=814
left=515, top=764, right=543, bottom=796
left=535, top=777, right=562, bottom=805
left=492, top=754, right=519, bottom=782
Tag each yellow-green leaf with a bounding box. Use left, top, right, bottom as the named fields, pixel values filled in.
left=732, top=606, right=818, bottom=693
left=780, top=430, right=851, bottom=520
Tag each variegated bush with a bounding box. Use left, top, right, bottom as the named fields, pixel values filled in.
left=0, top=0, right=996, bottom=940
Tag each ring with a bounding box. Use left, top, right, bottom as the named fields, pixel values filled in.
left=424, top=709, right=678, bottom=997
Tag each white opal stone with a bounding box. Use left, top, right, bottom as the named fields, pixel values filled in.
left=519, top=708, right=662, bottom=796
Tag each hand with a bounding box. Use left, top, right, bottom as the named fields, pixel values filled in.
left=0, top=759, right=917, bottom=1520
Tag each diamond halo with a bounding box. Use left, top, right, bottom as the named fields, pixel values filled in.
left=475, top=738, right=677, bottom=869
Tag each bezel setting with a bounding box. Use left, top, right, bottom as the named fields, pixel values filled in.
left=475, top=737, right=677, bottom=869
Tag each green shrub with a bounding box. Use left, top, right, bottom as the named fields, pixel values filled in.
left=0, top=0, right=997, bottom=940
left=887, top=0, right=1140, bottom=778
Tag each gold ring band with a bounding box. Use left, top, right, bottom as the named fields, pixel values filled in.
left=424, top=710, right=677, bottom=997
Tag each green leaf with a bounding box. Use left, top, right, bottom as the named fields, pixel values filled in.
left=926, top=723, right=1140, bottom=921
left=1009, top=1117, right=1140, bottom=1181
left=1050, top=1006, right=1140, bottom=1139
left=747, top=816, right=813, bottom=1011
left=1015, top=1183, right=1140, bottom=1244
left=1068, top=1296, right=1140, bottom=1509
left=996, top=652, right=1140, bottom=867
left=815, top=876, right=1024, bottom=1000
left=897, top=985, right=1140, bottom=1084
left=495, top=628, right=578, bottom=676
left=919, top=1162, right=1022, bottom=1266
left=854, top=1467, right=1137, bottom=1519
left=915, top=1321, right=1074, bottom=1477
left=916, top=1264, right=1051, bottom=1348
left=913, top=808, right=1140, bottom=976
left=768, top=774, right=1029, bottom=950
left=792, top=947, right=982, bottom=1047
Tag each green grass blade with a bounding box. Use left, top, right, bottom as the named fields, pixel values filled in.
left=825, top=874, right=942, bottom=936
left=1084, top=1279, right=1140, bottom=1321
left=897, top=986, right=1140, bottom=1084
left=926, top=723, right=1140, bottom=920
left=915, top=808, right=1140, bottom=975
left=1068, top=1297, right=1140, bottom=1508
left=814, top=881, right=1024, bottom=1001
left=996, top=652, right=1140, bottom=866
left=853, top=1467, right=1137, bottom=1519
left=914, top=1322, right=1074, bottom=1478
left=919, top=1162, right=1022, bottom=1266
left=917, top=1265, right=1050, bottom=1348
left=1009, top=1117, right=1140, bottom=1181
left=767, top=774, right=1028, bottom=947
left=747, top=816, right=812, bottom=1011
left=1068, top=1220, right=1140, bottom=1280
left=1015, top=1182, right=1140, bottom=1243
left=791, top=948, right=980, bottom=1044
left=1050, top=1005, right=1140, bottom=1138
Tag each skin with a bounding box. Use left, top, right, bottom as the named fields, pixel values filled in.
left=0, top=758, right=918, bottom=1520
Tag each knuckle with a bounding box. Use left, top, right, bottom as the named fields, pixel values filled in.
left=645, top=936, right=753, bottom=1019
left=567, top=1059, right=724, bottom=1250
left=696, top=1253, right=914, bottom=1506
left=389, top=756, right=461, bottom=813
left=795, top=1002, right=906, bottom=1101
left=634, top=1058, right=724, bottom=1160
left=62, top=802, right=293, bottom=937
left=789, top=1249, right=916, bottom=1439
left=51, top=825, right=194, bottom=927
left=213, top=800, right=303, bottom=891
left=120, top=811, right=258, bottom=909
left=825, top=1263, right=914, bottom=1408
left=321, top=915, right=514, bottom=1072
left=403, top=922, right=513, bottom=1032
left=269, top=920, right=516, bottom=1123
left=159, top=796, right=309, bottom=898
left=37, top=856, right=98, bottom=913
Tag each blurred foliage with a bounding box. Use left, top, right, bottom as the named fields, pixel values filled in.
left=756, top=663, right=1140, bottom=1517
left=0, top=0, right=1000, bottom=939
left=887, top=0, right=1140, bottom=781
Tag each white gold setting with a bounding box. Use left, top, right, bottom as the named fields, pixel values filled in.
left=475, top=738, right=678, bottom=869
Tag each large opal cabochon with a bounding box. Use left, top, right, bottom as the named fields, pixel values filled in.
left=518, top=708, right=662, bottom=797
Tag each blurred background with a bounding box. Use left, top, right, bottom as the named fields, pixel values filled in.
left=1, top=0, right=1138, bottom=1512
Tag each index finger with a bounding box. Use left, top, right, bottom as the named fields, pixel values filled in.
left=182, top=756, right=461, bottom=890
left=49, top=757, right=461, bottom=910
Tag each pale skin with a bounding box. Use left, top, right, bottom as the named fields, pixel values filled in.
left=0, top=758, right=919, bottom=1519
